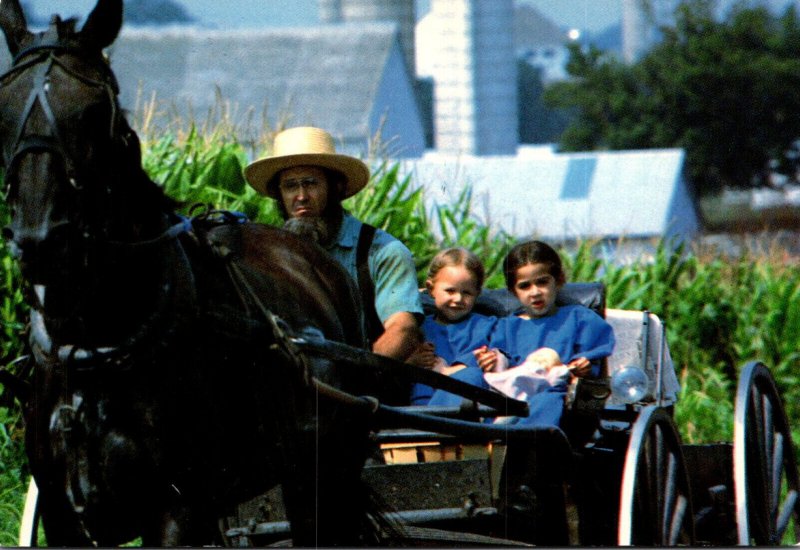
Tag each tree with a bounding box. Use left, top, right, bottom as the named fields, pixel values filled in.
left=544, top=1, right=800, bottom=195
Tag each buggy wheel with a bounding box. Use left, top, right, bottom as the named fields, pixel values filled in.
left=618, top=406, right=695, bottom=545
left=734, top=361, right=800, bottom=545
left=18, top=477, right=40, bottom=547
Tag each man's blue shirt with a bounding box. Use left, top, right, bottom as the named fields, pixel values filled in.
left=325, top=212, right=423, bottom=325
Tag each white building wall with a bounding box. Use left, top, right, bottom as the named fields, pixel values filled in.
left=398, top=148, right=697, bottom=244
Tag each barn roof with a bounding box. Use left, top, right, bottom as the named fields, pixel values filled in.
left=107, top=22, right=409, bottom=147
left=400, top=147, right=699, bottom=243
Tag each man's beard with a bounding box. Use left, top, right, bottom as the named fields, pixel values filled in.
left=282, top=216, right=331, bottom=245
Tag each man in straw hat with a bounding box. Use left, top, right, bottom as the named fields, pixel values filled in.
left=244, top=126, right=424, bottom=370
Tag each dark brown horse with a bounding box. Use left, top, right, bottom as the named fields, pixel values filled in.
left=0, top=0, right=387, bottom=545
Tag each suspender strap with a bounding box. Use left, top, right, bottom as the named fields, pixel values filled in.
left=356, top=223, right=384, bottom=342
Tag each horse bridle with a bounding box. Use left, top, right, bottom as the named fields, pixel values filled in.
left=1, top=41, right=193, bottom=251
left=1, top=40, right=121, bottom=190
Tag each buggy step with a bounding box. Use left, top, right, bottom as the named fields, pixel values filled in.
left=262, top=526, right=531, bottom=547
left=399, top=525, right=533, bottom=546
left=225, top=506, right=501, bottom=539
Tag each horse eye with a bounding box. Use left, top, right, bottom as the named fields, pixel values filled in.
left=79, top=103, right=112, bottom=129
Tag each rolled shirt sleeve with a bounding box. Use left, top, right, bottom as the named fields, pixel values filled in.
left=369, top=235, right=424, bottom=324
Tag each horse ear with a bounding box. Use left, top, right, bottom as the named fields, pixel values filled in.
left=0, top=0, right=32, bottom=57
left=79, top=0, right=123, bottom=51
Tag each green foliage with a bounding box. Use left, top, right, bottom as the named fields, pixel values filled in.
left=0, top=172, right=29, bottom=545
left=0, top=406, right=26, bottom=547
left=544, top=1, right=800, bottom=194
left=142, top=127, right=282, bottom=224
left=345, top=163, right=516, bottom=286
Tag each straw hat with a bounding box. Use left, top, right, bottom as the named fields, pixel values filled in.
left=244, top=126, right=370, bottom=199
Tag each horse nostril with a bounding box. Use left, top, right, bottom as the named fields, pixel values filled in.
left=1, top=226, right=12, bottom=241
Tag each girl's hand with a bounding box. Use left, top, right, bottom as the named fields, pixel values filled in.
left=474, top=346, right=502, bottom=373
left=567, top=357, right=592, bottom=378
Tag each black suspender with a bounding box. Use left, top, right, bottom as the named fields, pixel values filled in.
left=355, top=223, right=384, bottom=343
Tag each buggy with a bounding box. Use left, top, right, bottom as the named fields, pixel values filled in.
left=16, top=282, right=800, bottom=546
left=216, top=282, right=800, bottom=547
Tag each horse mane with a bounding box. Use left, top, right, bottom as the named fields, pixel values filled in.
left=52, top=16, right=78, bottom=33
left=115, top=115, right=179, bottom=215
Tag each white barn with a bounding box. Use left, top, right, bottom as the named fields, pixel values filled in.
left=400, top=147, right=699, bottom=249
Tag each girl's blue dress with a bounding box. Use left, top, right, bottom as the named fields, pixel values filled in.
left=409, top=313, right=498, bottom=405
left=427, top=304, right=615, bottom=427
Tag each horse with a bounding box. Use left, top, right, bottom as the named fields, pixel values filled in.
left=0, top=0, right=391, bottom=545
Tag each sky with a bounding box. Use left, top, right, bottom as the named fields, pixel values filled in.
left=24, top=0, right=624, bottom=34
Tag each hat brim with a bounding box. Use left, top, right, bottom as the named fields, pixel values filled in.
left=244, top=153, right=370, bottom=199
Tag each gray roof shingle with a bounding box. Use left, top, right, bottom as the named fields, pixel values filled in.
left=108, top=22, right=399, bottom=139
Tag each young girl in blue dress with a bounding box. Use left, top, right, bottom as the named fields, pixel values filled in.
left=427, top=240, right=615, bottom=427
left=407, top=247, right=504, bottom=405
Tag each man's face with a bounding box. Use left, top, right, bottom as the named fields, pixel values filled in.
left=278, top=166, right=329, bottom=219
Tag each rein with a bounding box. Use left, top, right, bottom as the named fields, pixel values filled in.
left=215, top=239, right=532, bottom=435
left=101, top=216, right=194, bottom=249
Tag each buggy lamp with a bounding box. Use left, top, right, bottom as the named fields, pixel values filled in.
left=610, top=366, right=648, bottom=404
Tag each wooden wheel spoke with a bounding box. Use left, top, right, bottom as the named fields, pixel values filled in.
left=668, top=495, right=689, bottom=546
left=662, top=452, right=678, bottom=542
left=763, top=396, right=774, bottom=495
left=619, top=407, right=694, bottom=546
left=735, top=362, right=800, bottom=545
left=777, top=490, right=798, bottom=539
left=772, top=432, right=784, bottom=514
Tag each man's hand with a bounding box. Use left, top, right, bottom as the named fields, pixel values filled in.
left=372, top=311, right=421, bottom=361
left=406, top=342, right=437, bottom=368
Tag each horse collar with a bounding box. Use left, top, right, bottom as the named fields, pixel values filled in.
left=28, top=235, right=199, bottom=372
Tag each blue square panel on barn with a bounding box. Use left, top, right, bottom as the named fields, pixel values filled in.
left=561, top=157, right=596, bottom=199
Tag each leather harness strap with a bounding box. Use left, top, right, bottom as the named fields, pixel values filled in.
left=355, top=222, right=384, bottom=343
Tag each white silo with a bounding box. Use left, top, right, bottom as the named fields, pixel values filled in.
left=622, top=0, right=650, bottom=63
left=622, top=0, right=687, bottom=63
left=425, top=0, right=517, bottom=155
left=319, top=0, right=344, bottom=23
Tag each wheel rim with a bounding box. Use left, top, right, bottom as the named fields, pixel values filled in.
left=618, top=406, right=695, bottom=545
left=734, top=361, right=800, bottom=545
left=18, top=477, right=39, bottom=547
